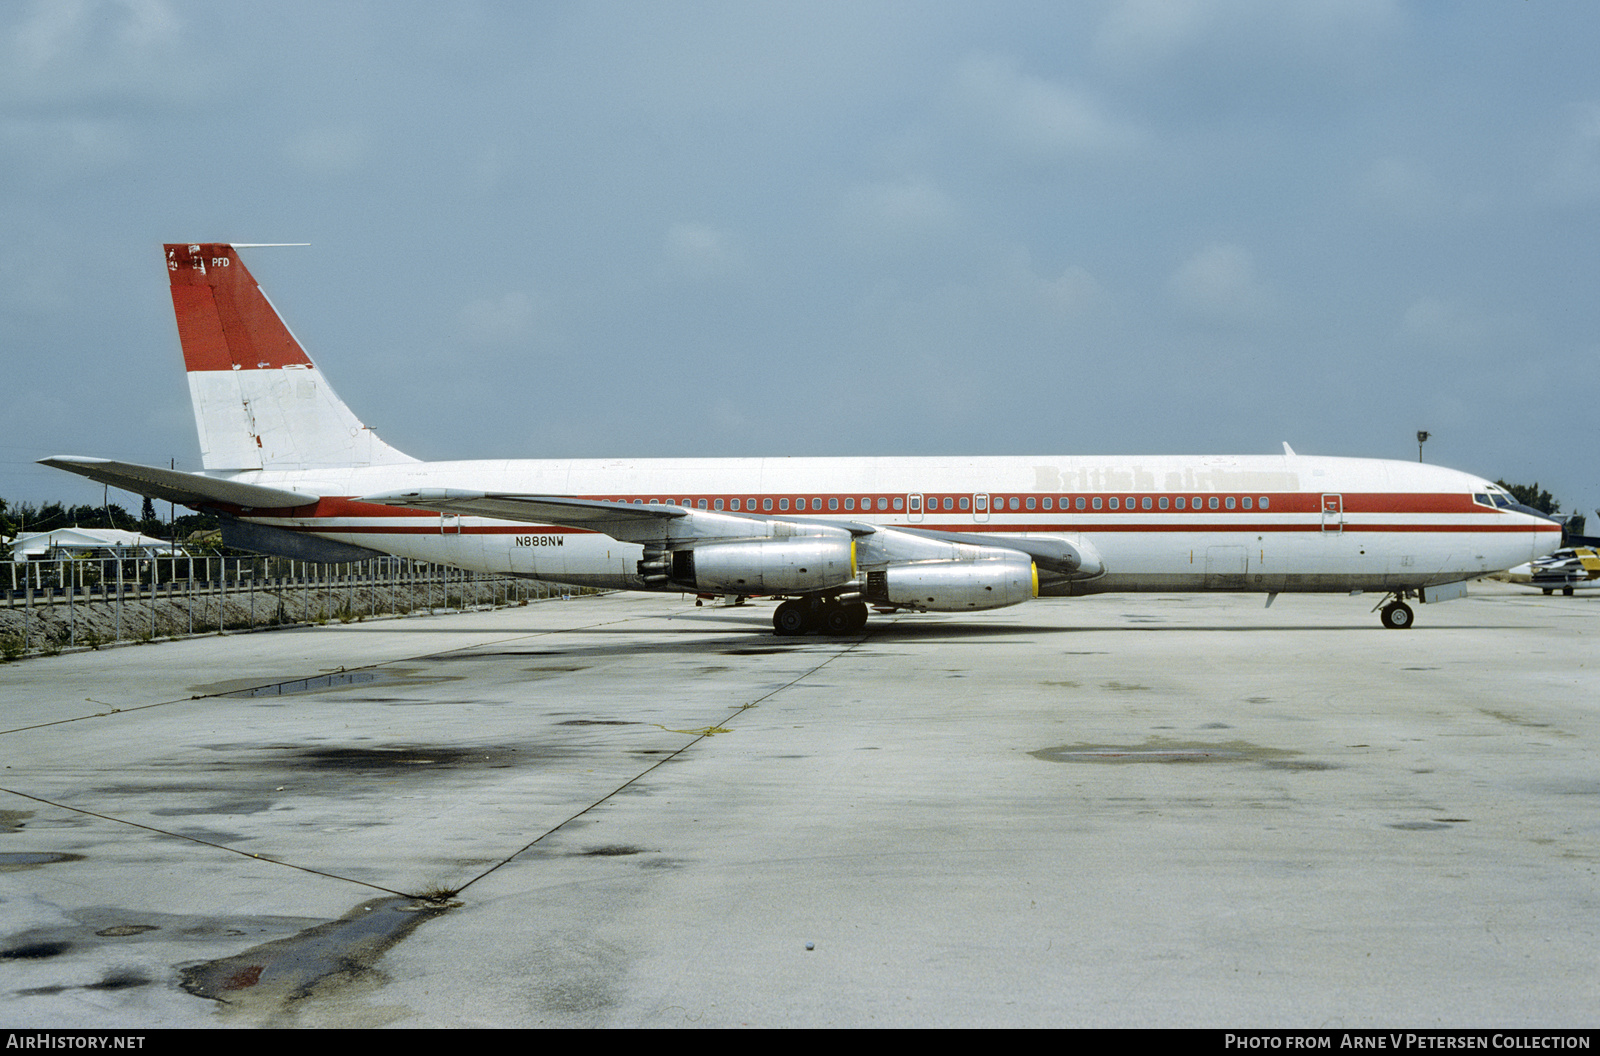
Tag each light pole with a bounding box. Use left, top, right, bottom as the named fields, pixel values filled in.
left=1417, top=430, right=1430, bottom=463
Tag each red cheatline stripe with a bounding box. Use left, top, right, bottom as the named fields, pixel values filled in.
left=231, top=491, right=1534, bottom=520
left=282, top=520, right=1552, bottom=537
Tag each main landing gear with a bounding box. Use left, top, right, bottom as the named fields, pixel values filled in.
left=773, top=597, right=870, bottom=637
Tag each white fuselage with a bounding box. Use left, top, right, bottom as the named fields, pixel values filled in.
left=224, top=452, right=1555, bottom=596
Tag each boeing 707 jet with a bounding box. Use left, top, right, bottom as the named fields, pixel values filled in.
left=41, top=243, right=1561, bottom=634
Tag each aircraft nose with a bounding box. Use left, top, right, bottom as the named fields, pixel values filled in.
left=1505, top=502, right=1561, bottom=523
left=1507, top=504, right=1566, bottom=561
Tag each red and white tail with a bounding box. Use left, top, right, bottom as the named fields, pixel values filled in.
left=165, top=243, right=416, bottom=472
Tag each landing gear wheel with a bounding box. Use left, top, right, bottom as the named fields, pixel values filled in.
left=1380, top=602, right=1414, bottom=630
left=773, top=600, right=810, bottom=636
left=1563, top=587, right=1575, bottom=597
left=845, top=601, right=869, bottom=632
left=820, top=603, right=854, bottom=635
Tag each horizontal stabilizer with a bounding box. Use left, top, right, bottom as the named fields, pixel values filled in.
left=39, top=456, right=319, bottom=510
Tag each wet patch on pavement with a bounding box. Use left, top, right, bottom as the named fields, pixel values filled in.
left=1389, top=820, right=1458, bottom=831
left=150, top=799, right=275, bottom=818
left=194, top=666, right=461, bottom=699
left=274, top=744, right=533, bottom=773
left=1031, top=738, right=1335, bottom=770
left=522, top=664, right=591, bottom=678
left=3, top=939, right=73, bottom=960
left=180, top=895, right=452, bottom=1019
left=227, top=671, right=384, bottom=697
left=0, top=851, right=84, bottom=871
left=2, top=905, right=323, bottom=991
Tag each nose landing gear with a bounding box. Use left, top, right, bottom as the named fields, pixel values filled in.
left=1372, top=590, right=1417, bottom=629
left=1379, top=600, right=1414, bottom=629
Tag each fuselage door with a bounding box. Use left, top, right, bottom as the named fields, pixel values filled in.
left=907, top=493, right=924, bottom=523
left=1320, top=493, right=1343, bottom=534
left=441, top=512, right=462, bottom=535
left=973, top=493, right=990, bottom=523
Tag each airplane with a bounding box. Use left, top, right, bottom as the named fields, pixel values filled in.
left=1506, top=547, right=1600, bottom=595
left=41, top=242, right=1563, bottom=635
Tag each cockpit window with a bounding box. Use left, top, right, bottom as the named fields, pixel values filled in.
left=1481, top=484, right=1515, bottom=508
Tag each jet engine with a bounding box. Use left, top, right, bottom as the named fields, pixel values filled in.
left=665, top=537, right=856, bottom=594
left=865, top=552, right=1037, bottom=611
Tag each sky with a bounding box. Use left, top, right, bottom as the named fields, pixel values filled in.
left=2, top=0, right=1597, bottom=520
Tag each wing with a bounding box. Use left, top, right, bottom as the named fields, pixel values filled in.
left=361, top=488, right=711, bottom=544
left=361, top=488, right=1099, bottom=575
left=886, top=525, right=1101, bottom=577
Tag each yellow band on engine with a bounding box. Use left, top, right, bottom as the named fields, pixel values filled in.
left=1031, top=560, right=1039, bottom=598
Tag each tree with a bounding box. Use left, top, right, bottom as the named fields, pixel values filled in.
left=139, top=496, right=163, bottom=538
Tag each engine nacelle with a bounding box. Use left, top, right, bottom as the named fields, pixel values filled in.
left=867, top=552, right=1037, bottom=611
left=671, top=538, right=856, bottom=594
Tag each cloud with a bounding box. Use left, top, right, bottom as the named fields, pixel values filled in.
left=663, top=222, right=745, bottom=281
left=1354, top=157, right=1487, bottom=219
left=1094, top=0, right=1400, bottom=72
left=0, top=116, right=130, bottom=181
left=1539, top=100, right=1600, bottom=204
left=842, top=177, right=961, bottom=241
left=1169, top=243, right=1272, bottom=325
left=285, top=126, right=373, bottom=177
left=953, top=54, right=1142, bottom=163
left=988, top=247, right=1112, bottom=319
left=0, top=0, right=187, bottom=182
left=1035, top=265, right=1111, bottom=317
left=1401, top=297, right=1480, bottom=349
left=459, top=291, right=538, bottom=346
left=1, top=0, right=187, bottom=109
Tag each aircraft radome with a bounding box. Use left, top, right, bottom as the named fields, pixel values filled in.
left=42, top=243, right=1562, bottom=635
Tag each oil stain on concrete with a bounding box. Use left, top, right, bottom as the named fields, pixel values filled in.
left=180, top=896, right=452, bottom=1023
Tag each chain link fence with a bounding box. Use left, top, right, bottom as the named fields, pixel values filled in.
left=2, top=555, right=577, bottom=660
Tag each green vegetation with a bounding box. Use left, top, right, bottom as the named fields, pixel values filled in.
left=1496, top=480, right=1560, bottom=516
left=2, top=497, right=220, bottom=542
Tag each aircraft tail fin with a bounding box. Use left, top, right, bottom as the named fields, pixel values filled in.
left=165, top=243, right=416, bottom=472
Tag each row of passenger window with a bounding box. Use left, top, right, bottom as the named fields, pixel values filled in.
left=604, top=495, right=1273, bottom=513
left=1034, top=495, right=1270, bottom=511
left=629, top=496, right=886, bottom=512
